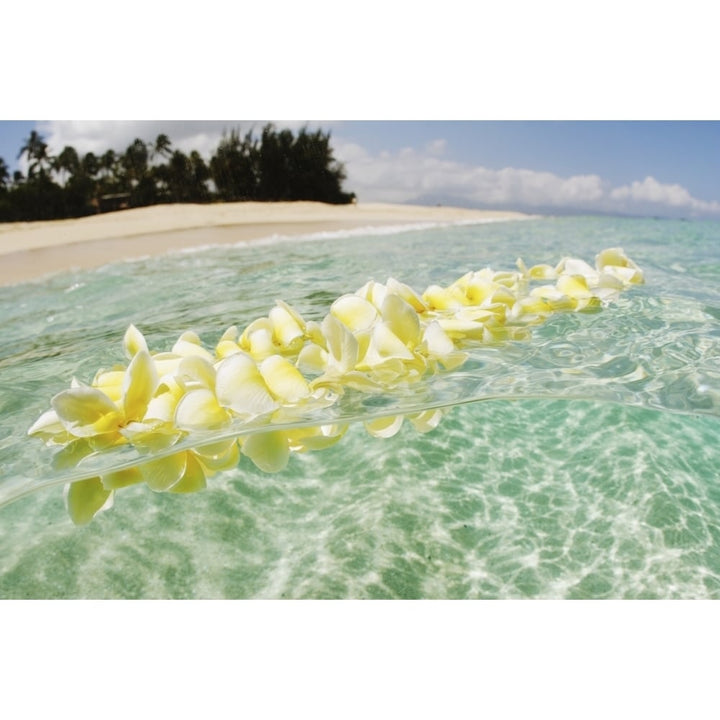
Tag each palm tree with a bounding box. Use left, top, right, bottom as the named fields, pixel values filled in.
left=100, top=149, right=117, bottom=180
left=2, top=124, right=355, bottom=221
left=257, top=124, right=294, bottom=200
left=289, top=127, right=353, bottom=203
left=18, top=130, right=53, bottom=179
left=189, top=150, right=210, bottom=201
left=209, top=129, right=258, bottom=201
left=151, top=133, right=172, bottom=161
left=121, top=138, right=149, bottom=188
left=59, top=151, right=99, bottom=218
left=53, top=145, right=80, bottom=185
left=0, top=157, right=9, bottom=190
left=164, top=150, right=192, bottom=202
left=81, top=152, right=100, bottom=179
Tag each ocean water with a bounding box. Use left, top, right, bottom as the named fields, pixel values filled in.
left=1, top=215, right=719, bottom=599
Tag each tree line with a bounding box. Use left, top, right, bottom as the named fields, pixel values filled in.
left=0, top=124, right=356, bottom=222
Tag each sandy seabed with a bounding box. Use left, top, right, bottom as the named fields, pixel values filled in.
left=0, top=201, right=528, bottom=286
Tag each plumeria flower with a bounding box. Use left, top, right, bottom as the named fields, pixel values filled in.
left=516, top=257, right=558, bottom=281
left=331, top=294, right=380, bottom=333
left=386, top=277, right=428, bottom=312
left=219, top=301, right=308, bottom=361
left=239, top=422, right=349, bottom=473
left=595, top=247, right=645, bottom=285
left=29, top=325, right=227, bottom=524
left=46, top=345, right=156, bottom=444
left=363, top=408, right=446, bottom=439
left=353, top=279, right=389, bottom=310
left=215, top=352, right=278, bottom=418
left=419, top=321, right=468, bottom=371
left=300, top=314, right=382, bottom=393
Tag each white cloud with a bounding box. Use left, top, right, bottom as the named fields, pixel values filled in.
left=425, top=139, right=447, bottom=156
left=36, top=120, right=337, bottom=161
left=609, top=176, right=720, bottom=215
left=36, top=121, right=239, bottom=159
left=333, top=138, right=720, bottom=218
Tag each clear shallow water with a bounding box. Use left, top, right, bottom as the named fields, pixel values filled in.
left=1, top=215, right=719, bottom=598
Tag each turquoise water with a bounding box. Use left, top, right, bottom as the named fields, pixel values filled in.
left=1, top=215, right=719, bottom=598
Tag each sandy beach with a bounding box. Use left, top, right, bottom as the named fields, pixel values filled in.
left=0, top=201, right=528, bottom=286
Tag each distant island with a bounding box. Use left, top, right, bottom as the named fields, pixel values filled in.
left=0, top=124, right=356, bottom=223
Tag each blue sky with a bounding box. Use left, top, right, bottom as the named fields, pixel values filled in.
left=2, top=120, right=719, bottom=218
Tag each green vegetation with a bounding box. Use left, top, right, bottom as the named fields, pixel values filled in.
left=0, top=124, right=355, bottom=222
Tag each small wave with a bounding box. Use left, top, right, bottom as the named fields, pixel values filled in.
left=174, top=216, right=532, bottom=255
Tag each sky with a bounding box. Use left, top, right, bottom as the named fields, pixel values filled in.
left=2, top=120, right=719, bottom=219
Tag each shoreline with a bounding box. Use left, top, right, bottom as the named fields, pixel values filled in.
left=0, top=201, right=530, bottom=286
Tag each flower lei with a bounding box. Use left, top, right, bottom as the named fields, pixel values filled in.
left=29, top=248, right=643, bottom=524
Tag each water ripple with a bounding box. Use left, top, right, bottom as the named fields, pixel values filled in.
left=2, top=217, right=720, bottom=598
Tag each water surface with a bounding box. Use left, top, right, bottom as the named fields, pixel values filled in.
left=1, top=216, right=719, bottom=598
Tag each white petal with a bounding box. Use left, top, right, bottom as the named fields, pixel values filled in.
left=331, top=294, right=379, bottom=332
left=150, top=352, right=183, bottom=378
left=216, top=340, right=242, bottom=359
left=219, top=325, right=239, bottom=343
left=64, top=477, right=114, bottom=525
left=557, top=257, right=598, bottom=282
left=408, top=409, right=444, bottom=433
left=304, top=320, right=327, bottom=349
left=101, top=467, right=144, bottom=490
left=364, top=415, right=404, bottom=438
left=175, top=389, right=229, bottom=431
left=527, top=263, right=557, bottom=280
left=422, top=321, right=455, bottom=356
left=193, top=438, right=240, bottom=471
left=168, top=452, right=208, bottom=493
left=28, top=409, right=66, bottom=439
left=386, top=277, right=427, bottom=312
left=322, top=314, right=359, bottom=373
left=595, top=248, right=642, bottom=283
left=297, top=343, right=329, bottom=374
left=355, top=280, right=387, bottom=309
left=92, top=369, right=125, bottom=403
left=145, top=378, right=185, bottom=422
left=51, top=386, right=122, bottom=437
left=269, top=302, right=305, bottom=347
left=359, top=323, right=416, bottom=369
left=178, top=355, right=216, bottom=389
left=197, top=444, right=240, bottom=473
left=141, top=451, right=188, bottom=491
left=557, top=274, right=592, bottom=299
left=604, top=264, right=644, bottom=285
left=122, top=350, right=158, bottom=421
left=421, top=322, right=468, bottom=370
left=423, top=284, right=463, bottom=310
left=242, top=430, right=290, bottom=473
left=123, top=324, right=148, bottom=359
left=381, top=293, right=421, bottom=346
left=275, top=299, right=307, bottom=328
left=216, top=326, right=241, bottom=359
left=215, top=353, right=277, bottom=417
left=172, top=332, right=214, bottom=362
left=287, top=424, right=348, bottom=452
left=245, top=326, right=276, bottom=359
left=260, top=355, right=310, bottom=402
